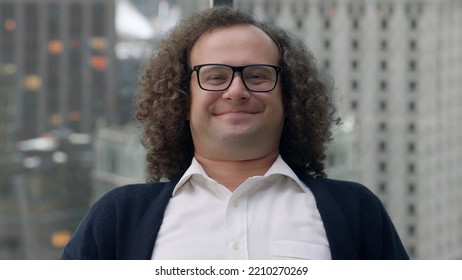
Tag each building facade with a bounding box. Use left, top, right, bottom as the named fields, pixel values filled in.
left=0, top=0, right=117, bottom=141
left=0, top=64, right=15, bottom=154
left=235, top=0, right=462, bottom=259
left=0, top=0, right=116, bottom=259
left=92, top=124, right=147, bottom=204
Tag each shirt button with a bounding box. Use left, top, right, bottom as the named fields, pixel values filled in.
left=232, top=242, right=240, bottom=250
left=232, top=200, right=239, bottom=208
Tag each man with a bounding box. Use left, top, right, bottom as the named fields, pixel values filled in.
left=62, top=7, right=408, bottom=260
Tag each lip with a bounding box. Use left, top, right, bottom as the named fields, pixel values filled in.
left=214, top=111, right=259, bottom=116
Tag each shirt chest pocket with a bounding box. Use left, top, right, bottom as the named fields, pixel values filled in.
left=271, top=240, right=331, bottom=260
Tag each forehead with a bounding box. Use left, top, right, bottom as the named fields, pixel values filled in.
left=189, top=24, right=280, bottom=65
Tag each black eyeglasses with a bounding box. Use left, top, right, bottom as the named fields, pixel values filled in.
left=191, top=63, right=282, bottom=92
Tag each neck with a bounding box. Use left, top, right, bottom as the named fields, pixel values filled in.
left=194, top=151, right=279, bottom=192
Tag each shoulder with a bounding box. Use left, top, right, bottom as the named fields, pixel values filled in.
left=302, top=176, right=409, bottom=259
left=321, top=178, right=380, bottom=200
left=305, top=176, right=383, bottom=210
left=88, top=182, right=174, bottom=224
left=302, top=176, right=388, bottom=233
left=98, top=182, right=168, bottom=207
left=61, top=181, right=171, bottom=259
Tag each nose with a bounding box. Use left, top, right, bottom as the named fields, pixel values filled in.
left=222, top=73, right=251, bottom=102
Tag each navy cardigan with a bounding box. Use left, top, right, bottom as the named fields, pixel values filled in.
left=61, top=173, right=409, bottom=260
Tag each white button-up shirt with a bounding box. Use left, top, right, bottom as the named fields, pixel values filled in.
left=151, top=156, right=331, bottom=259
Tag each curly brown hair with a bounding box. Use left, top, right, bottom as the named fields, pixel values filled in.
left=136, top=6, right=338, bottom=182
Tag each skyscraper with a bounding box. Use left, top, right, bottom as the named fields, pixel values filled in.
left=235, top=0, right=462, bottom=259
left=0, top=0, right=116, bottom=259
left=0, top=0, right=116, bottom=141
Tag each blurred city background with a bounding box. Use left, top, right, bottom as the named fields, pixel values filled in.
left=0, top=0, right=461, bottom=259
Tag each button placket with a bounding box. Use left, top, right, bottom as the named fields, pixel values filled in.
left=225, top=192, right=248, bottom=259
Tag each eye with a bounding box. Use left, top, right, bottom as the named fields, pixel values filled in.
left=200, top=66, right=231, bottom=85
left=205, top=74, right=228, bottom=84
left=244, top=67, right=274, bottom=85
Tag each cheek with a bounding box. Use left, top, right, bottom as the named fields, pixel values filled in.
left=188, top=89, right=212, bottom=121
left=188, top=86, right=201, bottom=120
left=190, top=85, right=219, bottom=107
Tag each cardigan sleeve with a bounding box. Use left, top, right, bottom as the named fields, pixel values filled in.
left=61, top=183, right=167, bottom=260
left=61, top=180, right=177, bottom=260
left=322, top=179, right=409, bottom=259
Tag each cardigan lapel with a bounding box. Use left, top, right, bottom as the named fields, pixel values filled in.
left=125, top=177, right=179, bottom=260
left=298, top=173, right=359, bottom=260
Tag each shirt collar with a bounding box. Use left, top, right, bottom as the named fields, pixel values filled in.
left=264, top=155, right=308, bottom=193
left=172, top=155, right=308, bottom=195
left=172, top=157, right=209, bottom=196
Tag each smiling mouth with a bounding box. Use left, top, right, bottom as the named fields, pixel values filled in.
left=215, top=110, right=260, bottom=115
left=215, top=112, right=260, bottom=118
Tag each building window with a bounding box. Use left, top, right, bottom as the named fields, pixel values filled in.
left=296, top=19, right=303, bottom=29
left=408, top=163, right=415, bottom=174
left=352, top=39, right=359, bottom=50
left=408, top=101, right=416, bottom=112
left=351, top=60, right=359, bottom=70
left=408, top=142, right=415, bottom=153
left=381, top=40, right=388, bottom=51
left=379, top=122, right=387, bottom=132
left=408, top=225, right=416, bottom=236
left=409, top=81, right=417, bottom=91
left=380, top=60, right=387, bottom=71
left=379, top=100, right=387, bottom=111
left=380, top=80, right=387, bottom=91
left=352, top=19, right=359, bottom=30
left=324, top=39, right=330, bottom=50
left=379, top=141, right=387, bottom=152
left=410, top=19, right=417, bottom=30
left=324, top=18, right=331, bottom=30
left=408, top=204, right=415, bottom=215
left=381, top=18, right=388, bottom=30
left=323, top=59, right=330, bottom=70
left=351, top=100, right=358, bottom=111
left=378, top=182, right=387, bottom=194
left=379, top=161, right=387, bottom=173
left=408, top=183, right=416, bottom=194
left=351, top=80, right=359, bottom=90
left=409, top=40, right=417, bottom=51
left=408, top=122, right=416, bottom=133
left=409, top=60, right=417, bottom=71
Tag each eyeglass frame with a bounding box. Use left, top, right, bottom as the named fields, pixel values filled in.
left=191, top=63, right=283, bottom=93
